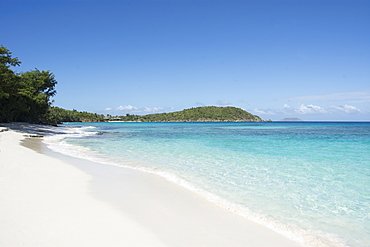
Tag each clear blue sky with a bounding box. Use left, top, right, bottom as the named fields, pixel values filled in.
left=2, top=0, right=370, bottom=120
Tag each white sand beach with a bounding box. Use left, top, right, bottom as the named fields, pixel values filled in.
left=0, top=124, right=302, bottom=247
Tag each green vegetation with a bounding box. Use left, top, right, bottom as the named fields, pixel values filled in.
left=114, top=106, right=263, bottom=122
left=0, top=46, right=57, bottom=123
left=46, top=107, right=105, bottom=123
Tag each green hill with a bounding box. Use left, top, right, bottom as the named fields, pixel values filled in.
left=119, top=106, right=263, bottom=122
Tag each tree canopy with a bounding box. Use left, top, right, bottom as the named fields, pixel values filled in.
left=0, top=46, right=57, bottom=123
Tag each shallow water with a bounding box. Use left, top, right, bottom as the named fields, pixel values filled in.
left=44, top=122, right=370, bottom=247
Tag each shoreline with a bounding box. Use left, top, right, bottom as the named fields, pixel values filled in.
left=1, top=123, right=302, bottom=246
left=0, top=127, right=166, bottom=247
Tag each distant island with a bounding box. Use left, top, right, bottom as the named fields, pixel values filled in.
left=279, top=118, right=303, bottom=122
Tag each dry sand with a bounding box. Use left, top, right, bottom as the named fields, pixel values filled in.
left=0, top=124, right=302, bottom=247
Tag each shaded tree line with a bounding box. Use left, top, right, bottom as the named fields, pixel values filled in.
left=47, top=107, right=105, bottom=123
left=0, top=46, right=57, bottom=123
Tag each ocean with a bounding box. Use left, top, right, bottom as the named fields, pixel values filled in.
left=44, top=122, right=370, bottom=247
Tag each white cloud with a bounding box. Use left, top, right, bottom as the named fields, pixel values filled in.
left=284, top=103, right=363, bottom=115
left=328, top=104, right=362, bottom=114
left=283, top=104, right=326, bottom=114
left=284, top=103, right=326, bottom=114
left=104, top=105, right=175, bottom=115
left=117, top=105, right=138, bottom=111
left=297, top=104, right=327, bottom=114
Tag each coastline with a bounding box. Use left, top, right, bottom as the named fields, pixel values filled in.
left=0, top=126, right=166, bottom=247
left=0, top=124, right=302, bottom=247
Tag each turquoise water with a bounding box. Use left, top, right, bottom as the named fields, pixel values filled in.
left=45, top=122, right=370, bottom=247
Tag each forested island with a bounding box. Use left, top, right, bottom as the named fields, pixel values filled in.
left=1, top=46, right=265, bottom=124
left=113, top=106, right=265, bottom=122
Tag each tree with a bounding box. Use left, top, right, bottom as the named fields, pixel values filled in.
left=0, top=46, right=22, bottom=122
left=0, top=47, right=21, bottom=95
left=0, top=46, right=58, bottom=123
left=17, top=69, right=57, bottom=122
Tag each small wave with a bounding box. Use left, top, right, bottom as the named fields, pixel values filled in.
left=142, top=169, right=349, bottom=247
left=81, top=126, right=97, bottom=129
left=43, top=125, right=102, bottom=162
left=57, top=126, right=99, bottom=138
